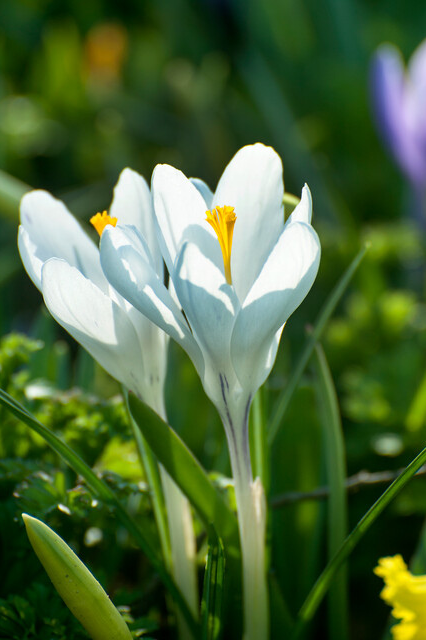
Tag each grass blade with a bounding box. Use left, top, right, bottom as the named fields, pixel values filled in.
left=201, top=529, right=225, bottom=640
left=0, top=387, right=198, bottom=636
left=291, top=443, right=426, bottom=639
left=123, top=389, right=172, bottom=571
left=268, top=243, right=369, bottom=445
left=128, top=394, right=239, bottom=551
left=313, top=344, right=348, bottom=640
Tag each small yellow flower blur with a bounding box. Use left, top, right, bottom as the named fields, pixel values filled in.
left=375, top=555, right=426, bottom=640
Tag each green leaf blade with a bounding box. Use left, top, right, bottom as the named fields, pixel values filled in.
left=23, top=514, right=133, bottom=640
left=201, top=529, right=226, bottom=640
left=313, top=344, right=348, bottom=640
left=128, top=394, right=239, bottom=552
left=291, top=443, right=426, bottom=638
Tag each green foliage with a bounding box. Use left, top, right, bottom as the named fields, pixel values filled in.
left=0, top=584, right=89, bottom=639
left=128, top=394, right=239, bottom=551
left=0, top=333, right=167, bottom=635
left=2, top=2, right=426, bottom=638
left=0, top=333, right=43, bottom=390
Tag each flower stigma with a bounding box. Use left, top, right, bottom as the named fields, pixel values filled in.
left=90, top=210, right=117, bottom=236
left=205, top=205, right=236, bottom=285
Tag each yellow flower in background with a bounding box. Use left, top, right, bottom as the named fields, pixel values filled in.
left=375, top=555, right=426, bottom=640
left=84, top=22, right=127, bottom=86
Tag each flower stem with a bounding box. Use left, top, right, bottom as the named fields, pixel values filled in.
left=125, top=389, right=198, bottom=639
left=161, top=468, right=198, bottom=639
left=223, top=399, right=269, bottom=640
left=157, top=403, right=199, bottom=639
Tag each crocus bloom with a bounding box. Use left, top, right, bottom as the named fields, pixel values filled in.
left=99, top=143, right=321, bottom=639
left=18, top=168, right=168, bottom=410
left=375, top=555, right=426, bottom=640
left=371, top=40, right=426, bottom=192
left=18, top=169, right=198, bottom=626
left=100, top=144, right=320, bottom=420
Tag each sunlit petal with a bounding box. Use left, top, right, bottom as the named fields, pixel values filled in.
left=100, top=224, right=204, bottom=374
left=212, top=143, right=284, bottom=302
left=189, top=177, right=214, bottom=208
left=152, top=164, right=221, bottom=276
left=231, top=222, right=320, bottom=392
left=173, top=241, right=239, bottom=399
left=42, top=258, right=147, bottom=395
left=19, top=190, right=107, bottom=292
left=110, top=168, right=164, bottom=279
left=285, top=184, right=312, bottom=226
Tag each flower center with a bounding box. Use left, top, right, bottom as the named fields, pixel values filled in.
left=90, top=210, right=117, bottom=236
left=205, top=205, right=236, bottom=285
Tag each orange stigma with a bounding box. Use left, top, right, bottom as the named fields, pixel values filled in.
left=90, top=210, right=117, bottom=236
left=205, top=205, right=236, bottom=285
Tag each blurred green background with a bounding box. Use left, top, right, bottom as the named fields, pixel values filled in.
left=2, top=1, right=426, bottom=638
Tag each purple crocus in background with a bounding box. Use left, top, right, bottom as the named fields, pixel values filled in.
left=371, top=40, right=426, bottom=205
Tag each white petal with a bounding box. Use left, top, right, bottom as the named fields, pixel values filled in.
left=18, top=226, right=44, bottom=290
left=41, top=259, right=148, bottom=395
left=100, top=225, right=204, bottom=374
left=212, top=143, right=284, bottom=302
left=19, top=190, right=107, bottom=292
left=173, top=242, right=239, bottom=396
left=152, top=164, right=221, bottom=276
left=189, top=178, right=214, bottom=208
left=285, top=184, right=312, bottom=226
left=231, top=222, right=321, bottom=392
left=109, top=168, right=163, bottom=278
left=126, top=304, right=169, bottom=408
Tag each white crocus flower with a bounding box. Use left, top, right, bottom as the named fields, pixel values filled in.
left=18, top=168, right=167, bottom=408
left=18, top=169, right=198, bottom=635
left=99, top=143, right=321, bottom=640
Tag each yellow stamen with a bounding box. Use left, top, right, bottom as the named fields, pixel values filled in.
left=205, top=205, right=236, bottom=285
left=90, top=210, right=117, bottom=236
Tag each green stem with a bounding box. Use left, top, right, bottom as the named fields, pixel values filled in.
left=268, top=243, right=369, bottom=445
left=291, top=444, right=426, bottom=639
left=223, top=397, right=268, bottom=640
left=161, top=469, right=199, bottom=639
left=156, top=401, right=199, bottom=639
left=125, top=389, right=198, bottom=638
left=251, top=387, right=269, bottom=493
left=313, top=344, right=348, bottom=640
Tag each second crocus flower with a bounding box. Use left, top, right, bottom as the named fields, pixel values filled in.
left=18, top=169, right=198, bottom=639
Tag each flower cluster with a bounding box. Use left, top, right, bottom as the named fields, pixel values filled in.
left=18, top=142, right=321, bottom=640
